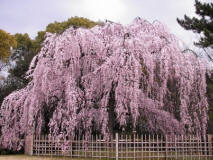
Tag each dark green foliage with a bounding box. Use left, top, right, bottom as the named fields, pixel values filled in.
left=0, top=76, right=25, bottom=105
left=0, top=148, right=22, bottom=155
left=9, top=33, right=35, bottom=84
left=177, top=0, right=213, bottom=48
left=206, top=74, right=213, bottom=133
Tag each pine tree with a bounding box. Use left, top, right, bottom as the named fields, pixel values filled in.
left=178, top=1, right=213, bottom=134
left=177, top=0, right=213, bottom=48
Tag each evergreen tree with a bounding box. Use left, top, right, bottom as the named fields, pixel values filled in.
left=177, top=0, right=213, bottom=48
left=178, top=1, right=213, bottom=134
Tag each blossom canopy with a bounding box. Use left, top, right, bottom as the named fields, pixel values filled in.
left=0, top=18, right=209, bottom=150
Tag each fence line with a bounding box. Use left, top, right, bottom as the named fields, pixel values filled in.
left=25, top=133, right=213, bottom=160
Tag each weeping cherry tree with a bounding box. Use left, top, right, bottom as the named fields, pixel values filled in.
left=0, top=18, right=209, bottom=150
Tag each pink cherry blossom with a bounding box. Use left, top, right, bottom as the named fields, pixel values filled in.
left=0, top=18, right=209, bottom=150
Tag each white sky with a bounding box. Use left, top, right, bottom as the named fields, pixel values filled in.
left=0, top=0, right=210, bottom=50
left=1, top=0, right=213, bottom=76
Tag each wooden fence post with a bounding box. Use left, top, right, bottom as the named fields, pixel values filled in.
left=134, top=134, right=136, bottom=160
left=175, top=135, right=177, bottom=160
left=70, top=136, right=72, bottom=158
left=204, top=135, right=207, bottom=160
left=208, top=134, right=212, bottom=157
left=197, top=135, right=200, bottom=159
left=25, top=135, right=33, bottom=155
left=165, top=135, right=168, bottom=160
left=116, top=133, right=119, bottom=160
left=148, top=134, right=150, bottom=159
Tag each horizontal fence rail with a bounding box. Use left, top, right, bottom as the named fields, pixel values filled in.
left=25, top=134, right=213, bottom=160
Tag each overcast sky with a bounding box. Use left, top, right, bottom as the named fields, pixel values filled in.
left=0, top=0, right=209, bottom=50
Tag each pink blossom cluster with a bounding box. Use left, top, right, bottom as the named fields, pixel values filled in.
left=0, top=18, right=209, bottom=150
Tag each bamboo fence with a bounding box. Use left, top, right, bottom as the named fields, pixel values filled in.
left=25, top=133, right=213, bottom=160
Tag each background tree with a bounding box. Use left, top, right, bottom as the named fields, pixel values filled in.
left=177, top=0, right=213, bottom=133
left=0, top=29, right=17, bottom=73
left=0, top=33, right=35, bottom=107
left=46, top=17, right=97, bottom=33
left=177, top=0, right=213, bottom=48
left=0, top=77, right=24, bottom=105
left=10, top=33, right=34, bottom=83
left=0, top=29, right=17, bottom=61
left=34, top=17, right=98, bottom=52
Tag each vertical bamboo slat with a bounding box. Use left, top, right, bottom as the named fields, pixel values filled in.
left=205, top=136, right=207, bottom=160
left=208, top=134, right=212, bottom=159
left=125, top=134, right=129, bottom=158
left=198, top=134, right=200, bottom=160
left=133, top=134, right=135, bottom=160
left=99, top=134, right=101, bottom=160
left=116, top=133, right=118, bottom=160
left=38, top=135, right=40, bottom=156
left=182, top=135, right=184, bottom=160
left=165, top=135, right=168, bottom=160
left=141, top=135, right=143, bottom=160
left=157, top=135, right=159, bottom=160
left=107, top=135, right=109, bottom=160
left=121, top=134, right=122, bottom=160
left=92, top=135, right=94, bottom=160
